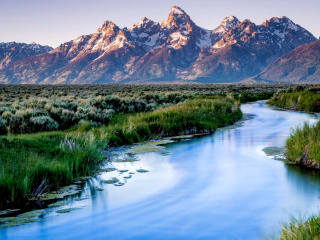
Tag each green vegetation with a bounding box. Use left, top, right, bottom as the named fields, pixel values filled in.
left=0, top=84, right=290, bottom=210
left=103, top=96, right=242, bottom=146
left=0, top=83, right=287, bottom=134
left=267, top=86, right=320, bottom=239
left=0, top=131, right=105, bottom=209
left=284, top=122, right=320, bottom=166
left=278, top=214, right=320, bottom=240
left=0, top=95, right=242, bottom=210
left=267, top=86, right=320, bottom=112
left=267, top=86, right=320, bottom=165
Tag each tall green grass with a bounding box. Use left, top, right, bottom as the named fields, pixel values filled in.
left=285, top=121, right=320, bottom=164
left=90, top=96, right=242, bottom=146
left=273, top=90, right=320, bottom=239
left=267, top=90, right=320, bottom=112
left=0, top=132, right=105, bottom=209
left=0, top=96, right=241, bottom=209
left=278, top=214, right=320, bottom=240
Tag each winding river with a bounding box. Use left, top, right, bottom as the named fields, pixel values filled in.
left=1, top=101, right=320, bottom=240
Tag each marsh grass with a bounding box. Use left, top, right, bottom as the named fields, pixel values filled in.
left=0, top=96, right=241, bottom=209
left=269, top=89, right=320, bottom=239
left=285, top=121, right=320, bottom=163
left=0, top=132, right=105, bottom=209
left=278, top=214, right=320, bottom=240
left=267, top=89, right=320, bottom=112
left=267, top=88, right=320, bottom=163
left=100, top=96, right=242, bottom=146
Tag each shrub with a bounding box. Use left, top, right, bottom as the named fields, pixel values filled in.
left=29, top=116, right=59, bottom=132
left=0, top=117, right=7, bottom=135
left=1, top=111, right=13, bottom=120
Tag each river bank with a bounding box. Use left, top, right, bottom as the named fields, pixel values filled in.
left=266, top=89, right=320, bottom=168
left=266, top=89, right=320, bottom=239
left=0, top=96, right=242, bottom=214
left=2, top=101, right=320, bottom=239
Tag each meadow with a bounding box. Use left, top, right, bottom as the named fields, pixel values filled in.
left=0, top=83, right=297, bottom=210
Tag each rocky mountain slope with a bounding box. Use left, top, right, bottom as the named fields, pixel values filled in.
left=251, top=40, right=320, bottom=83
left=0, top=42, right=52, bottom=70
left=0, top=6, right=316, bottom=84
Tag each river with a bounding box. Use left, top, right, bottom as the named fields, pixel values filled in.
left=1, top=101, right=320, bottom=240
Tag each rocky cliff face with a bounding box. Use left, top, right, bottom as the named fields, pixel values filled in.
left=0, top=6, right=316, bottom=84
left=0, top=42, right=52, bottom=70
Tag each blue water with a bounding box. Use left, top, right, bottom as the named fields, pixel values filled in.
left=1, top=101, right=320, bottom=240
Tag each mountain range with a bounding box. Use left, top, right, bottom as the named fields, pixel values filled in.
left=0, top=6, right=318, bottom=84
left=0, top=42, right=52, bottom=71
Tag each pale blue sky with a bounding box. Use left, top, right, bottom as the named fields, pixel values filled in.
left=1, top=0, right=319, bottom=48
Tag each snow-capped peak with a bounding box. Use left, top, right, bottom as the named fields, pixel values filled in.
left=128, top=17, right=158, bottom=31
left=100, top=20, right=119, bottom=34
left=161, top=5, right=193, bottom=31
left=137, top=17, right=151, bottom=27
left=221, top=15, right=240, bottom=26
left=212, top=15, right=240, bottom=36
left=170, top=6, right=186, bottom=15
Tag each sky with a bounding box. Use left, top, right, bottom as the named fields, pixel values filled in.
left=1, top=0, right=319, bottom=48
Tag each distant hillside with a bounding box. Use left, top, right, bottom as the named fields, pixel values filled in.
left=251, top=40, right=320, bottom=83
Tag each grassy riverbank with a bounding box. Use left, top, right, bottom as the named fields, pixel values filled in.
left=267, top=87, right=320, bottom=239
left=278, top=214, right=320, bottom=240
left=285, top=121, right=320, bottom=166
left=267, top=87, right=320, bottom=166
left=0, top=95, right=241, bottom=209
left=1, top=83, right=287, bottom=210
left=267, top=87, right=320, bottom=112
left=0, top=132, right=105, bottom=209
left=98, top=96, right=242, bottom=146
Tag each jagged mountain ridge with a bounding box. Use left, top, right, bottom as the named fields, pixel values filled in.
left=0, top=42, right=53, bottom=70
left=0, top=6, right=316, bottom=84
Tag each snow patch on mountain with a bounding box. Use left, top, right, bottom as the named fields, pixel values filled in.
left=170, top=6, right=185, bottom=15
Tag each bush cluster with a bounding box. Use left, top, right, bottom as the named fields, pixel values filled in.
left=0, top=83, right=293, bottom=134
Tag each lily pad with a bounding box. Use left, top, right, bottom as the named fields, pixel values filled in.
left=128, top=140, right=174, bottom=154
left=123, top=175, right=132, bottom=179
left=74, top=197, right=89, bottom=201
left=104, top=177, right=119, bottom=184
left=136, top=169, right=149, bottom=173
left=114, top=183, right=125, bottom=187
left=118, top=170, right=129, bottom=173
left=55, top=208, right=80, bottom=214
left=18, top=210, right=45, bottom=219
left=103, top=168, right=117, bottom=172
left=115, top=158, right=139, bottom=163
left=0, top=217, right=19, bottom=223
left=48, top=201, right=68, bottom=208
left=0, top=217, right=39, bottom=228
left=36, top=184, right=82, bottom=201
